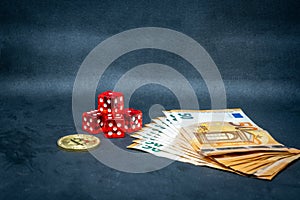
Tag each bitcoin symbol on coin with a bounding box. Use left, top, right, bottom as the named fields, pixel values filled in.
left=57, top=134, right=100, bottom=151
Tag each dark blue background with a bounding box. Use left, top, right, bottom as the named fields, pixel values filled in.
left=1, top=0, right=299, bottom=199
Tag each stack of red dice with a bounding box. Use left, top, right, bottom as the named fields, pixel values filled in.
left=82, top=91, right=143, bottom=138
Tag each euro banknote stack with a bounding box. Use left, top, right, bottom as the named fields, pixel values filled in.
left=127, top=108, right=300, bottom=180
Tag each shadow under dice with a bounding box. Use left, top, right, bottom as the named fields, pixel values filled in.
left=82, top=110, right=102, bottom=134
left=98, top=91, right=124, bottom=114
left=123, top=108, right=143, bottom=133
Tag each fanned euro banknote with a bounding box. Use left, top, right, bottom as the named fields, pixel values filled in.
left=127, top=108, right=300, bottom=180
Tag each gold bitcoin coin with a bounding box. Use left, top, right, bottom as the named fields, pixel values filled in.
left=57, top=134, right=100, bottom=151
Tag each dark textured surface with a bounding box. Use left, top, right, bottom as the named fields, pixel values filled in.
left=1, top=0, right=300, bottom=199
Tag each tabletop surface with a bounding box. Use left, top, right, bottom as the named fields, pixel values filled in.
left=1, top=0, right=299, bottom=199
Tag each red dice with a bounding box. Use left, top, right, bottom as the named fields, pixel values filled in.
left=100, top=114, right=125, bottom=138
left=82, top=91, right=143, bottom=138
left=123, top=108, right=143, bottom=133
left=82, top=110, right=102, bottom=134
left=98, top=91, right=124, bottom=114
